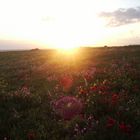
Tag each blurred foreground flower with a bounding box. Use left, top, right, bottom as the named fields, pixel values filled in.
left=53, top=96, right=83, bottom=120
left=60, top=75, right=73, bottom=91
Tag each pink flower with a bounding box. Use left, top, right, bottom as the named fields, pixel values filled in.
left=53, top=96, right=83, bottom=120
left=21, top=86, right=30, bottom=95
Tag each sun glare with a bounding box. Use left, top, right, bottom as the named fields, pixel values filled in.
left=56, top=45, right=79, bottom=55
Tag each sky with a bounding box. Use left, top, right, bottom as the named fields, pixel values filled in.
left=0, top=0, right=140, bottom=50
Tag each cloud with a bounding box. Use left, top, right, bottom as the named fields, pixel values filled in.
left=99, top=7, right=140, bottom=27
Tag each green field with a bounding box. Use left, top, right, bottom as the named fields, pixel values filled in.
left=0, top=46, right=140, bottom=140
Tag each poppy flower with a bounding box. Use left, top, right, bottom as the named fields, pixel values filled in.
left=60, top=76, right=73, bottom=91
left=106, top=117, right=116, bottom=128
left=119, top=122, right=132, bottom=134
left=27, top=131, right=36, bottom=140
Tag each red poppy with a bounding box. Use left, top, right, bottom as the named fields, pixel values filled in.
left=79, top=89, right=87, bottom=94
left=106, top=117, right=116, bottom=128
left=119, top=122, right=132, bottom=134
left=60, top=76, right=73, bottom=90
left=90, top=85, right=98, bottom=91
left=27, top=131, right=36, bottom=140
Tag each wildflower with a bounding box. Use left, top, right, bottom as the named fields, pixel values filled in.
left=4, top=137, right=10, bottom=140
left=60, top=76, right=73, bottom=91
left=106, top=117, right=116, bottom=128
left=27, top=131, right=36, bottom=140
left=21, top=86, right=30, bottom=96
left=74, top=123, right=80, bottom=134
left=90, top=85, right=98, bottom=92
left=53, top=96, right=83, bottom=120
left=90, top=84, right=110, bottom=94
left=87, top=115, right=95, bottom=129
left=111, top=94, right=119, bottom=105
left=81, top=67, right=96, bottom=81
left=119, top=122, right=132, bottom=134
left=79, top=87, right=87, bottom=95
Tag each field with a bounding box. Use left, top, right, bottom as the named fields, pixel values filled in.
left=0, top=46, right=140, bottom=140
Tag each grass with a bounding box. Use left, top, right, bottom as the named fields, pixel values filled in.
left=0, top=46, right=140, bottom=140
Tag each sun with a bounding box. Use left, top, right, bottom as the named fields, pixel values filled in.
left=55, top=44, right=79, bottom=55
left=49, top=36, right=79, bottom=53
left=55, top=43, right=77, bottom=51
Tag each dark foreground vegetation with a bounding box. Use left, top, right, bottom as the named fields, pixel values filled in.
left=0, top=46, right=140, bottom=140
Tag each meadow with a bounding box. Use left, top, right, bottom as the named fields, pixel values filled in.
left=0, top=46, right=140, bottom=140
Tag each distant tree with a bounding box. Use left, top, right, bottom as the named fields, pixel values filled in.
left=30, top=48, right=39, bottom=51
left=104, top=45, right=108, bottom=48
